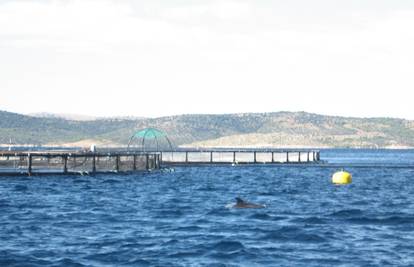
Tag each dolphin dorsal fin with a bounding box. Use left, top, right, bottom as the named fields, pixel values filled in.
left=236, top=197, right=245, bottom=204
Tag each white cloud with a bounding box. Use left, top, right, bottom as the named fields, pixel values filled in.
left=0, top=0, right=414, bottom=119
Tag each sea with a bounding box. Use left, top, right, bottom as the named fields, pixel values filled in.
left=1, top=149, right=414, bottom=266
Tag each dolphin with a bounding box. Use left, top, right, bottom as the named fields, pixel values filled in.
left=233, top=197, right=265, bottom=209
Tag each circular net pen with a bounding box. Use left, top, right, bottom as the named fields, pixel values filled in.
left=127, top=128, right=174, bottom=152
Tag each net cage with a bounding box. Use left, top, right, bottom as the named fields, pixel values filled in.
left=127, top=128, right=174, bottom=152
left=0, top=153, right=156, bottom=173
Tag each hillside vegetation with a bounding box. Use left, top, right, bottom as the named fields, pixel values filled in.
left=1, top=110, right=414, bottom=148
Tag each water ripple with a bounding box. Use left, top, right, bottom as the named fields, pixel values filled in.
left=1, top=154, right=414, bottom=266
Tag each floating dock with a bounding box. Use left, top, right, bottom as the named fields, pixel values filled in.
left=0, top=148, right=320, bottom=175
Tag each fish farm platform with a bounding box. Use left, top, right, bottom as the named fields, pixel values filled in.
left=160, top=149, right=320, bottom=166
left=0, top=149, right=320, bottom=175
left=0, top=150, right=161, bottom=176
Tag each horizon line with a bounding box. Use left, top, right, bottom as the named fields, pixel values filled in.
left=0, top=109, right=412, bottom=121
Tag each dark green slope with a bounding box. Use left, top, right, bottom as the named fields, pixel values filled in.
left=1, top=110, right=414, bottom=147
left=0, top=110, right=138, bottom=144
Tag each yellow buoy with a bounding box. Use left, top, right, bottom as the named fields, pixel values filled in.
left=332, top=170, right=352, bottom=185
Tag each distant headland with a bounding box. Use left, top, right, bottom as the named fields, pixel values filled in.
left=1, top=110, right=413, bottom=149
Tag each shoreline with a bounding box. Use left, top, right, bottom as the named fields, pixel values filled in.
left=1, top=144, right=413, bottom=150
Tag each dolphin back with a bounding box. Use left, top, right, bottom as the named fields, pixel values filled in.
left=234, top=197, right=265, bottom=208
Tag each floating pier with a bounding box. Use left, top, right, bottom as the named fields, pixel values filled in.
left=0, top=150, right=161, bottom=176
left=160, top=149, right=320, bottom=166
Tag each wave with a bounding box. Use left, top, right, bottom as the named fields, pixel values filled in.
left=249, top=212, right=286, bottom=221
left=330, top=209, right=414, bottom=225
left=0, top=251, right=55, bottom=267
left=173, top=225, right=203, bottom=232
left=330, top=209, right=364, bottom=217
left=347, top=215, right=414, bottom=225
left=249, top=212, right=272, bottom=220
left=290, top=216, right=327, bottom=224
left=13, top=185, right=28, bottom=192
left=211, top=240, right=245, bottom=252
left=0, top=199, right=11, bottom=208
left=263, top=226, right=327, bottom=243
left=2, top=161, right=414, bottom=266
left=51, top=258, right=86, bottom=267
left=102, top=178, right=121, bottom=184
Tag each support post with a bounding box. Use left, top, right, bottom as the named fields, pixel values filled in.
left=116, top=155, right=120, bottom=172
left=233, top=151, right=236, bottom=163
left=185, top=151, right=188, bottom=163
left=210, top=152, right=213, bottom=163
left=145, top=154, right=149, bottom=170
left=254, top=151, right=257, bottom=163
left=286, top=152, right=289, bottom=163
left=271, top=152, right=274, bottom=163
left=133, top=154, right=137, bottom=171
left=298, top=152, right=301, bottom=163
left=63, top=155, right=68, bottom=174
left=307, top=152, right=310, bottom=162
left=92, top=155, right=96, bottom=173
left=27, top=154, right=32, bottom=176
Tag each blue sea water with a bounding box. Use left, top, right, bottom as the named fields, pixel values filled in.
left=1, top=149, right=414, bottom=266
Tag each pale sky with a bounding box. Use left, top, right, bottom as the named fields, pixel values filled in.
left=1, top=0, right=414, bottom=119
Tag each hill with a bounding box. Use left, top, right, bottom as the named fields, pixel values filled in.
left=1, top=110, right=414, bottom=148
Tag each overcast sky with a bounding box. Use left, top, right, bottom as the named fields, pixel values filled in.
left=1, top=0, right=414, bottom=118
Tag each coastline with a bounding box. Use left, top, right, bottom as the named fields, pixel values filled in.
left=1, top=143, right=413, bottom=150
